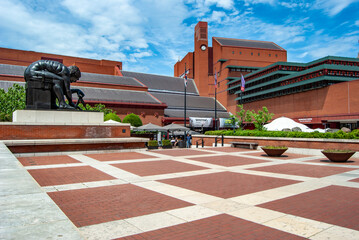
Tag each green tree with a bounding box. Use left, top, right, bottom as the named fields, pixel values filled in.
left=247, top=106, right=274, bottom=131
left=235, top=104, right=252, bottom=129
left=104, top=112, right=121, bottom=122
left=0, top=84, right=26, bottom=121
left=122, top=113, right=142, bottom=127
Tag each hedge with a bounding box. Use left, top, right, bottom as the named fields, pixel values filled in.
left=204, top=129, right=359, bottom=139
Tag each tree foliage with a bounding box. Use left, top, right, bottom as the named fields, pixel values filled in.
left=122, top=113, right=142, bottom=127
left=247, top=106, right=274, bottom=131
left=0, top=84, right=26, bottom=121
left=78, top=103, right=114, bottom=115
left=104, top=112, right=121, bottom=122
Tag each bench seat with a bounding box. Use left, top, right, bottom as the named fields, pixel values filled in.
left=229, top=141, right=258, bottom=150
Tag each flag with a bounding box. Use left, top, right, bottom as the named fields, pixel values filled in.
left=241, top=74, right=245, bottom=92
left=184, top=69, right=188, bottom=88
left=214, top=70, right=218, bottom=89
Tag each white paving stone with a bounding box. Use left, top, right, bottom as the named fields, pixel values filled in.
left=229, top=206, right=286, bottom=224
left=124, top=212, right=186, bottom=232
left=263, top=215, right=333, bottom=238
left=310, top=225, right=359, bottom=240
left=176, top=193, right=222, bottom=204
left=200, top=199, right=251, bottom=213
left=79, top=220, right=142, bottom=240
left=166, top=205, right=220, bottom=222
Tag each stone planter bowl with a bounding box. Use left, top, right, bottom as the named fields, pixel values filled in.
left=261, top=147, right=288, bottom=157
left=321, top=151, right=355, bottom=162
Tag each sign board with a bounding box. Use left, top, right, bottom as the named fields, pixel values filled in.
left=189, top=117, right=212, bottom=128
left=219, top=118, right=238, bottom=128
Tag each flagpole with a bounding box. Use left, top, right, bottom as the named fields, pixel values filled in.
left=184, top=63, right=187, bottom=128
left=214, top=69, right=217, bottom=131
left=215, top=85, right=217, bottom=130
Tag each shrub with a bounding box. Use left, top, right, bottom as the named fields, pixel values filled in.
left=204, top=129, right=356, bottom=140
left=104, top=112, right=121, bottom=122
left=122, top=113, right=142, bottom=127
left=148, top=140, right=158, bottom=147
left=0, top=84, right=26, bottom=121
left=162, top=139, right=171, bottom=146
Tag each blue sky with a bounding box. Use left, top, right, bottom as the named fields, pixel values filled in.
left=0, top=0, right=358, bottom=76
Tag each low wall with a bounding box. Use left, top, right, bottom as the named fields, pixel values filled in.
left=0, top=123, right=131, bottom=140
left=192, top=135, right=359, bottom=151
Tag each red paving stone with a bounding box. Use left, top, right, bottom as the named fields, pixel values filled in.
left=243, top=151, right=312, bottom=160
left=156, top=149, right=213, bottom=157
left=248, top=163, right=353, bottom=178
left=48, top=184, right=193, bottom=227
left=85, top=152, right=157, bottom=161
left=18, top=155, right=80, bottom=166
left=205, top=147, right=256, bottom=152
left=349, top=178, right=359, bottom=183
left=159, top=171, right=300, bottom=198
left=188, top=155, right=269, bottom=167
left=306, top=158, right=359, bottom=165
left=111, top=160, right=208, bottom=176
left=116, top=214, right=305, bottom=240
left=28, top=166, right=116, bottom=186
left=258, top=185, right=359, bottom=231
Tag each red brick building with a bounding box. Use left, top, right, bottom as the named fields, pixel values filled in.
left=175, top=22, right=359, bottom=130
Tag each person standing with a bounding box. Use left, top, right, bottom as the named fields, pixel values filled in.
left=186, top=133, right=191, bottom=148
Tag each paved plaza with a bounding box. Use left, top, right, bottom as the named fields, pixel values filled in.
left=2, top=145, right=359, bottom=239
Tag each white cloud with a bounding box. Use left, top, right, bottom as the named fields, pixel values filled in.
left=313, top=0, right=359, bottom=16
left=243, top=0, right=276, bottom=6
left=355, top=20, right=359, bottom=26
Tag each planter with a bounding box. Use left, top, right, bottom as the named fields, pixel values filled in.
left=162, top=145, right=172, bottom=149
left=261, top=147, right=288, bottom=157
left=321, top=151, right=355, bottom=162
left=147, top=146, right=159, bottom=150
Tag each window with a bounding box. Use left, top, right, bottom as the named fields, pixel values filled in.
left=275, top=54, right=278, bottom=57
left=239, top=51, right=242, bottom=55
left=258, top=53, right=260, bottom=56
left=251, top=52, right=253, bottom=56
left=269, top=54, right=271, bottom=57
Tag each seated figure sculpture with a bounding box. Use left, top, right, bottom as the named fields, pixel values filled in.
left=24, top=60, right=84, bottom=110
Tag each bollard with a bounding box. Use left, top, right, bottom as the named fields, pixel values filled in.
left=215, top=137, right=217, bottom=147
left=202, top=139, right=204, bottom=148
left=196, top=141, right=198, bottom=148
left=221, top=135, right=224, bottom=146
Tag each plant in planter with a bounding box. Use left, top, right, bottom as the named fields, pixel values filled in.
left=161, top=139, right=172, bottom=149
left=321, top=149, right=356, bottom=162
left=261, top=146, right=288, bottom=157
left=147, top=140, right=159, bottom=150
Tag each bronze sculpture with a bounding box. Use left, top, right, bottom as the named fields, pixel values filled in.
left=24, top=60, right=84, bottom=110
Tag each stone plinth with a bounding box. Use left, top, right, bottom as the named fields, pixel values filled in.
left=13, top=110, right=104, bottom=124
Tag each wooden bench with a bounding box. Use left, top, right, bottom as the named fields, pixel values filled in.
left=230, top=141, right=258, bottom=150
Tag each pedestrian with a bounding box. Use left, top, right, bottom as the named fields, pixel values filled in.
left=186, top=133, right=191, bottom=148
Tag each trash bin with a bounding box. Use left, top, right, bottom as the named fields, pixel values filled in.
left=178, top=140, right=186, bottom=148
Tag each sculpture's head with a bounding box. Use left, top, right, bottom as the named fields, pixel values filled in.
left=68, top=65, right=81, bottom=83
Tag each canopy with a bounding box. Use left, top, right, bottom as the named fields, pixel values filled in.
left=264, top=117, right=314, bottom=132
left=170, top=130, right=200, bottom=136
left=164, top=123, right=190, bottom=132
left=135, top=123, right=167, bottom=131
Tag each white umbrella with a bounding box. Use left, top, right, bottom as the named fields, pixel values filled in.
left=164, top=123, right=190, bottom=131
left=135, top=123, right=166, bottom=131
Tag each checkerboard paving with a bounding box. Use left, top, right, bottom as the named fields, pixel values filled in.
left=111, top=160, right=208, bottom=176
left=19, top=147, right=359, bottom=239
left=84, top=152, right=157, bottom=161
left=188, top=154, right=269, bottom=167
left=18, top=155, right=80, bottom=166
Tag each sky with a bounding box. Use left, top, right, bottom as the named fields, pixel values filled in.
left=0, top=0, right=358, bottom=76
